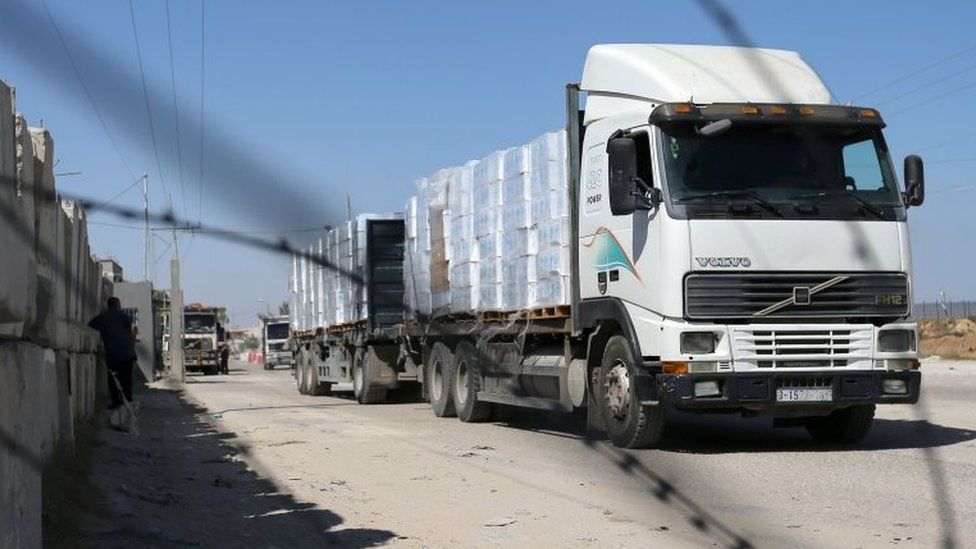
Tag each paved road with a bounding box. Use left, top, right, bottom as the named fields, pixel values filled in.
left=182, top=359, right=976, bottom=548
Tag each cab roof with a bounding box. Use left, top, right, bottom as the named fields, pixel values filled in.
left=580, top=44, right=833, bottom=124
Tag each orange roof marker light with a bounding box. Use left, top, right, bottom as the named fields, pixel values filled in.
left=674, top=103, right=693, bottom=114
left=799, top=106, right=816, bottom=116
left=771, top=105, right=788, bottom=115
left=742, top=105, right=760, bottom=115
left=858, top=108, right=878, bottom=119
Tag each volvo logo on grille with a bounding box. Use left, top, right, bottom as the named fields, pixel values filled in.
left=753, top=275, right=850, bottom=317
left=793, top=286, right=811, bottom=305
left=695, top=257, right=752, bottom=268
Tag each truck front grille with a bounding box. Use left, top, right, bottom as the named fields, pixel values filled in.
left=684, top=272, right=909, bottom=320
left=731, top=325, right=873, bottom=370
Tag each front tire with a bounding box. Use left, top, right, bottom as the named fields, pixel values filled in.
left=452, top=342, right=493, bottom=423
left=805, top=405, right=875, bottom=443
left=427, top=342, right=456, bottom=417
left=600, top=335, right=666, bottom=449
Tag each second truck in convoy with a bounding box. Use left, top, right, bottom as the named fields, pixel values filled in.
left=290, top=44, right=924, bottom=448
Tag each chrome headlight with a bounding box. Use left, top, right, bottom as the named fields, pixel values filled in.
left=680, top=331, right=718, bottom=354
left=878, top=330, right=915, bottom=352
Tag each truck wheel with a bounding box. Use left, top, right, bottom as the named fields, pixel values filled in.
left=600, top=335, right=666, bottom=449
left=452, top=341, right=493, bottom=423
left=805, top=405, right=875, bottom=444
left=353, top=348, right=387, bottom=404
left=306, top=357, right=332, bottom=396
left=296, top=350, right=308, bottom=395
left=427, top=342, right=456, bottom=417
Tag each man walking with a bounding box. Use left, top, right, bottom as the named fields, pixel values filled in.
left=88, top=297, right=138, bottom=426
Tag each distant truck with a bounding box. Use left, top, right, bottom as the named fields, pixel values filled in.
left=183, top=304, right=225, bottom=376
left=261, top=315, right=294, bottom=370
left=290, top=44, right=923, bottom=448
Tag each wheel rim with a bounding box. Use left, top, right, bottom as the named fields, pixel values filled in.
left=605, top=360, right=631, bottom=420
left=454, top=359, right=468, bottom=407
left=431, top=359, right=444, bottom=402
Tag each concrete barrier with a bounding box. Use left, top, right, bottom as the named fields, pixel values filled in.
left=0, top=341, right=45, bottom=549
left=0, top=81, right=33, bottom=340
left=1, top=75, right=106, bottom=548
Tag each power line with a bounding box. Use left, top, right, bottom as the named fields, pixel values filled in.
left=164, top=0, right=188, bottom=221
left=887, top=78, right=976, bottom=116
left=851, top=43, right=976, bottom=102
left=198, top=0, right=207, bottom=225
left=39, top=0, right=135, bottom=180
left=875, top=60, right=976, bottom=107
left=127, top=0, right=170, bottom=213
left=93, top=175, right=144, bottom=210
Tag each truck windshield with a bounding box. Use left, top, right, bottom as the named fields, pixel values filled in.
left=658, top=122, right=905, bottom=220
left=185, top=314, right=216, bottom=333
left=266, top=323, right=289, bottom=340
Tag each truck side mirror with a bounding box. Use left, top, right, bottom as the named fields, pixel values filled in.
left=903, top=155, right=924, bottom=207
left=607, top=137, right=639, bottom=216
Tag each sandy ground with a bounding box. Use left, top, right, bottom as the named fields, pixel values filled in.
left=68, top=359, right=976, bottom=548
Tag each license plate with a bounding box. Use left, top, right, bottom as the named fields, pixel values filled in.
left=775, top=387, right=832, bottom=402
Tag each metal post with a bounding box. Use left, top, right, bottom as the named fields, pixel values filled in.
left=170, top=257, right=185, bottom=382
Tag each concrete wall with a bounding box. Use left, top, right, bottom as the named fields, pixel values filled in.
left=0, top=77, right=107, bottom=549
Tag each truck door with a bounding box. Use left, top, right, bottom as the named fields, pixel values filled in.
left=579, top=127, right=659, bottom=307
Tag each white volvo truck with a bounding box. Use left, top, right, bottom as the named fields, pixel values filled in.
left=296, top=44, right=924, bottom=449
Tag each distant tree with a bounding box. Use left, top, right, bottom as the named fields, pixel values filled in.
left=244, top=334, right=260, bottom=350
left=279, top=301, right=290, bottom=315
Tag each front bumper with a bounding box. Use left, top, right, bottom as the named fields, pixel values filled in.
left=656, top=370, right=920, bottom=411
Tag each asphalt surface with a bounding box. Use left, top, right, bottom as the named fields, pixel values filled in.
left=175, top=359, right=976, bottom=548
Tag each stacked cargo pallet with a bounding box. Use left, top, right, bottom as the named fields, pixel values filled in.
left=289, top=213, right=404, bottom=331
left=405, top=130, right=570, bottom=317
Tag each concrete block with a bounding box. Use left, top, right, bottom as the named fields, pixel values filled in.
left=0, top=340, right=44, bottom=549
left=0, top=83, right=32, bottom=340
left=53, top=349, right=74, bottom=445
left=29, top=128, right=56, bottom=280
left=37, top=348, right=61, bottom=460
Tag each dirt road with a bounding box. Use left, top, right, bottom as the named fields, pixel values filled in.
left=76, top=359, right=976, bottom=547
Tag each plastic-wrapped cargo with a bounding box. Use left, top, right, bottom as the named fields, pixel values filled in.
left=405, top=129, right=569, bottom=314
left=296, top=213, right=404, bottom=327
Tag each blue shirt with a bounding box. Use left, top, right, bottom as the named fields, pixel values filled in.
left=88, top=309, right=137, bottom=363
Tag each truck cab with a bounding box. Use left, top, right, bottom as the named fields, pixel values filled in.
left=262, top=317, right=294, bottom=370
left=183, top=306, right=223, bottom=375
left=572, top=44, right=922, bottom=445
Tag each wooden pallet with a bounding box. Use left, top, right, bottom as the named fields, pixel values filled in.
left=525, top=305, right=571, bottom=319
left=327, top=319, right=367, bottom=334
left=478, top=305, right=571, bottom=322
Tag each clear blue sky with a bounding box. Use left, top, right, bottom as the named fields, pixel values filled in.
left=1, top=0, right=974, bottom=325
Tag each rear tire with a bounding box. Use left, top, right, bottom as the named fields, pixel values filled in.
left=600, top=335, right=666, bottom=449
left=452, top=342, right=493, bottom=423
left=354, top=348, right=387, bottom=404
left=805, top=405, right=875, bottom=444
left=296, top=349, right=308, bottom=395
left=306, top=356, right=331, bottom=396
left=427, top=342, right=456, bottom=417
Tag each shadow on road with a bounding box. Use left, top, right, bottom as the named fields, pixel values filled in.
left=63, top=381, right=398, bottom=548
left=484, top=406, right=976, bottom=453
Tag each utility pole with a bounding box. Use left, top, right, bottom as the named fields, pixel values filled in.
left=167, top=192, right=185, bottom=381
left=170, top=255, right=185, bottom=382
left=142, top=174, right=150, bottom=281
